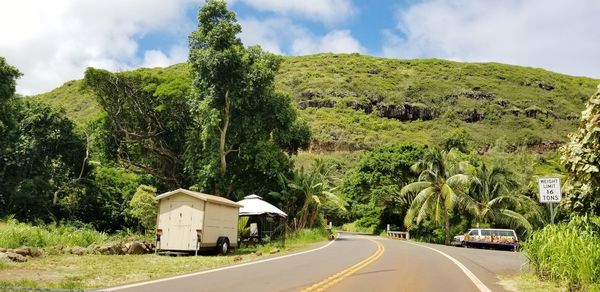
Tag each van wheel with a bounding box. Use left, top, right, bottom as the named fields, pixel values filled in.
left=217, top=238, right=230, bottom=255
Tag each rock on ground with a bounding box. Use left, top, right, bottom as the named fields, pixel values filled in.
left=12, top=248, right=30, bottom=257
left=5, top=252, right=27, bottom=262
left=70, top=247, right=87, bottom=256
left=0, top=252, right=10, bottom=262
left=127, top=242, right=148, bottom=255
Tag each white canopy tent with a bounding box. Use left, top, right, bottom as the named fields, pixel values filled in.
left=237, top=194, right=287, bottom=217
left=237, top=195, right=287, bottom=247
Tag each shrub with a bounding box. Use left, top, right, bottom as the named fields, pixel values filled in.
left=128, top=185, right=158, bottom=232
left=524, top=216, right=600, bottom=290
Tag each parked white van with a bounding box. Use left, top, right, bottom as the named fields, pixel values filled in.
left=452, top=228, right=519, bottom=251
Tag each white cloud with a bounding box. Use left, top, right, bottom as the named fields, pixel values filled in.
left=292, top=30, right=365, bottom=55
left=233, top=0, right=355, bottom=23
left=0, top=0, right=199, bottom=95
left=382, top=0, right=600, bottom=78
left=239, top=18, right=293, bottom=54
left=142, top=46, right=188, bottom=68
left=239, top=17, right=365, bottom=56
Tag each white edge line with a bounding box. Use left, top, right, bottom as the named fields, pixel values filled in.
left=402, top=241, right=492, bottom=292
left=100, top=238, right=338, bottom=291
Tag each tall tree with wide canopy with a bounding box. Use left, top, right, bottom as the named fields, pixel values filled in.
left=399, top=148, right=471, bottom=245
left=187, top=0, right=310, bottom=197
left=83, top=67, right=191, bottom=186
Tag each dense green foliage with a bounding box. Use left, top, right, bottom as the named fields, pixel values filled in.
left=525, top=216, right=600, bottom=290
left=0, top=57, right=86, bottom=223
left=186, top=1, right=310, bottom=197
left=562, top=86, right=600, bottom=216
left=342, top=143, right=425, bottom=230
left=57, top=165, right=152, bottom=232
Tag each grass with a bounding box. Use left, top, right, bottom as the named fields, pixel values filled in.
left=524, top=216, right=600, bottom=291
left=0, top=219, right=147, bottom=249
left=340, top=221, right=375, bottom=234
left=498, top=273, right=567, bottom=292
left=0, top=228, right=330, bottom=290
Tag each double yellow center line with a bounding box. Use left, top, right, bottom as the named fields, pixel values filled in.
left=302, top=237, right=385, bottom=292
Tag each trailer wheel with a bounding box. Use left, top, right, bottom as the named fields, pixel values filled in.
left=217, top=237, right=230, bottom=255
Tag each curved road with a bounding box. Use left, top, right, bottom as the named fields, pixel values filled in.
left=102, top=232, right=526, bottom=292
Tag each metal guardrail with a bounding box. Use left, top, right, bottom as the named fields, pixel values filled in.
left=387, top=231, right=410, bottom=240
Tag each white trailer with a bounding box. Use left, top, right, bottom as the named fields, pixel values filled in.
left=155, top=189, right=241, bottom=254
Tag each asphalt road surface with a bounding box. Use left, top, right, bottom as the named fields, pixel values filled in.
left=102, top=232, right=526, bottom=292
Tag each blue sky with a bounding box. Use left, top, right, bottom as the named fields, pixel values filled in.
left=1, top=0, right=600, bottom=94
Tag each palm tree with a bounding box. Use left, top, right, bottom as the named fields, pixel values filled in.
left=281, top=159, right=345, bottom=230
left=461, top=163, right=540, bottom=231
left=399, top=148, right=471, bottom=245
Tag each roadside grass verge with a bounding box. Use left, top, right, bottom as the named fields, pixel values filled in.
left=498, top=273, right=566, bottom=292
left=0, top=219, right=147, bottom=249
left=0, top=228, right=329, bottom=290
left=524, top=216, right=600, bottom=291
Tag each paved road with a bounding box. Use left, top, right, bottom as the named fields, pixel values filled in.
left=102, top=233, right=526, bottom=292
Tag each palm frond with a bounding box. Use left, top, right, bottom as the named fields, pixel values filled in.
left=500, top=209, right=533, bottom=231
left=446, top=174, right=471, bottom=188
left=399, top=181, right=431, bottom=197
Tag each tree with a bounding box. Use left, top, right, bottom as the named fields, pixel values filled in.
left=0, top=104, right=86, bottom=221
left=0, top=57, right=21, bottom=101
left=561, top=85, right=600, bottom=216
left=129, top=184, right=158, bottom=232
left=399, top=148, right=471, bottom=245
left=342, top=143, right=425, bottom=230
left=187, top=0, right=309, bottom=197
left=461, top=163, right=539, bottom=231
left=83, top=67, right=191, bottom=186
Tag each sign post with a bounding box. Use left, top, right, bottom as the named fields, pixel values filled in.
left=537, top=177, right=562, bottom=225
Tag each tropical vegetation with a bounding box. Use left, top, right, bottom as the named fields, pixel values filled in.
left=0, top=0, right=600, bottom=289
left=399, top=148, right=471, bottom=245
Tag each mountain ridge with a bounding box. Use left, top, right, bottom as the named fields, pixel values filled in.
left=35, top=53, right=600, bottom=153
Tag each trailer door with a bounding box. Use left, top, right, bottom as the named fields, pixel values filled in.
left=166, top=201, right=193, bottom=250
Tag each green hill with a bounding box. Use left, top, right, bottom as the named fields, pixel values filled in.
left=35, top=53, right=599, bottom=153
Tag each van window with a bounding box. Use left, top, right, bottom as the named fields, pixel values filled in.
left=498, top=231, right=512, bottom=236
left=480, top=230, right=491, bottom=236
left=468, top=230, right=479, bottom=236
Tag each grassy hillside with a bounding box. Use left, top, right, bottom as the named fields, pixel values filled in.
left=35, top=53, right=599, bottom=152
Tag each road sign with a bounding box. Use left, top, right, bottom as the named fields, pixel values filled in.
left=537, top=177, right=562, bottom=203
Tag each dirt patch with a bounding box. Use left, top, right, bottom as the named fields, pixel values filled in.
left=0, top=268, right=62, bottom=282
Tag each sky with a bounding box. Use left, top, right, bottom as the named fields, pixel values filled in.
left=1, top=0, right=600, bottom=95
